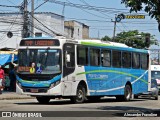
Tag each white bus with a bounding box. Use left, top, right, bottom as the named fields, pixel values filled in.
left=16, top=37, right=150, bottom=103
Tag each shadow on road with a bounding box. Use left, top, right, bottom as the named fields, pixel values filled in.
left=15, top=97, right=148, bottom=105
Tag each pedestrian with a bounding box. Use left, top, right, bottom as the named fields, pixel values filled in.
left=0, top=65, right=5, bottom=94
left=9, top=66, right=16, bottom=92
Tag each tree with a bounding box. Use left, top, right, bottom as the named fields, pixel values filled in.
left=101, top=35, right=111, bottom=41
left=121, top=0, right=160, bottom=26
left=101, top=30, right=156, bottom=49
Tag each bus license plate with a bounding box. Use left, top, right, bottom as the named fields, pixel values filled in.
left=31, top=89, right=38, bottom=93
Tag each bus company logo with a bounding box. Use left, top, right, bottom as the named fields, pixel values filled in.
left=2, top=112, right=11, bottom=117
left=88, top=74, right=108, bottom=79
left=125, top=15, right=145, bottom=19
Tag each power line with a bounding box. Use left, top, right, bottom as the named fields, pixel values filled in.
left=45, top=0, right=131, bottom=13
left=34, top=0, right=49, bottom=11
left=0, top=13, right=20, bottom=44
left=66, top=0, right=110, bottom=19
left=0, top=4, right=21, bottom=8
left=29, top=12, right=63, bottom=36
left=79, top=0, right=121, bottom=16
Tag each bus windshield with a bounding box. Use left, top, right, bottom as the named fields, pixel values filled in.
left=18, top=49, right=61, bottom=74
left=151, top=71, right=160, bottom=80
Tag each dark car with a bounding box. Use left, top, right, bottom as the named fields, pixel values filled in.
left=134, top=79, right=159, bottom=100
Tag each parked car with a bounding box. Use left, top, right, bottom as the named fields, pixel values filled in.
left=134, top=79, right=159, bottom=100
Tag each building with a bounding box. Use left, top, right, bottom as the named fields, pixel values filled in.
left=0, top=12, right=22, bottom=49
left=0, top=12, right=89, bottom=49
left=0, top=12, right=64, bottom=49
left=64, top=20, right=89, bottom=39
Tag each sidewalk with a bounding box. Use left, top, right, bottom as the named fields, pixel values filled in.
left=0, top=91, right=35, bottom=100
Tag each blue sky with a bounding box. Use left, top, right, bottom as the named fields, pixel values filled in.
left=1, top=0, right=159, bottom=40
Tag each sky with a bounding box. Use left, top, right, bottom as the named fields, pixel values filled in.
left=0, top=0, right=160, bottom=41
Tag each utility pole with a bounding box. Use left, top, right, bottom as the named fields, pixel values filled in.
left=98, top=30, right=100, bottom=39
left=112, top=15, right=117, bottom=42
left=22, top=0, right=29, bottom=38
left=31, top=0, right=34, bottom=37
left=111, top=14, right=125, bottom=42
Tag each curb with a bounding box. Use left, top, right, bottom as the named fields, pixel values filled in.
left=0, top=96, right=35, bottom=100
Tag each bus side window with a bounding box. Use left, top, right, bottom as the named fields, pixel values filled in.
left=101, top=49, right=111, bottom=67
left=77, top=46, right=88, bottom=65
left=90, top=48, right=100, bottom=66
left=141, top=53, right=148, bottom=69
left=122, top=52, right=131, bottom=68
left=132, top=53, right=140, bottom=69
left=112, top=50, right=121, bottom=68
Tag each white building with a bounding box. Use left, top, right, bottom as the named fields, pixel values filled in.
left=0, top=13, right=22, bottom=48
left=0, top=12, right=89, bottom=49
left=0, top=12, right=64, bottom=49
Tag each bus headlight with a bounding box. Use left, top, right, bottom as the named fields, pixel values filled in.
left=17, top=81, right=22, bottom=89
left=49, top=80, right=60, bottom=89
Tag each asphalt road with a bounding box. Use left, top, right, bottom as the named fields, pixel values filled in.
left=0, top=96, right=160, bottom=119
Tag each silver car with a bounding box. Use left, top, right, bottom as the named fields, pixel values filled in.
left=134, top=79, right=159, bottom=100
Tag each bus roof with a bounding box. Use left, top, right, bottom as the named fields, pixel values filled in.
left=21, top=37, right=148, bottom=53
left=76, top=39, right=148, bottom=53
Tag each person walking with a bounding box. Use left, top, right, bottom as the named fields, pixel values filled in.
left=9, top=67, right=16, bottom=92
left=0, top=65, right=5, bottom=94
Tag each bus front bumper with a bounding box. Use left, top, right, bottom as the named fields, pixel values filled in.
left=16, top=83, right=62, bottom=96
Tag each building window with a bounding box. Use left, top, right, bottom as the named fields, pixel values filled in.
left=35, top=32, right=42, bottom=37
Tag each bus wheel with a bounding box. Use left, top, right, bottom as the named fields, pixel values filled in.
left=36, top=97, right=50, bottom=104
left=124, top=84, right=132, bottom=101
left=71, top=85, right=86, bottom=103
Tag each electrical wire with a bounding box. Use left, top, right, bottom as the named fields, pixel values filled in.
left=66, top=0, right=111, bottom=19
left=78, top=0, right=112, bottom=19
left=29, top=13, right=62, bottom=36
left=34, top=0, right=49, bottom=11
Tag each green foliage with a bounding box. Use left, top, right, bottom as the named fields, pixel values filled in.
left=101, top=35, right=111, bottom=41
left=121, top=0, right=160, bottom=22
left=101, top=30, right=156, bottom=49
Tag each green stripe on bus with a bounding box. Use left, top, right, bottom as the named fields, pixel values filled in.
left=81, top=41, right=110, bottom=47
left=76, top=70, right=148, bottom=84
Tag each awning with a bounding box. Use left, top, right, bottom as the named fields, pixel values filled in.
left=0, top=51, right=18, bottom=66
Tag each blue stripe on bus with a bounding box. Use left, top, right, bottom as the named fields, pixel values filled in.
left=16, top=74, right=61, bottom=88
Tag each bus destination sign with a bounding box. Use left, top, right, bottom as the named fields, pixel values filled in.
left=20, top=39, right=60, bottom=46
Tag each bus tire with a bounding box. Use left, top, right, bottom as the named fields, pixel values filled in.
left=124, top=84, right=132, bottom=101
left=36, top=97, right=50, bottom=104
left=70, top=85, right=86, bottom=103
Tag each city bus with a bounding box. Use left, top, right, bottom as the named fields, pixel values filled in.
left=16, top=37, right=150, bottom=103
